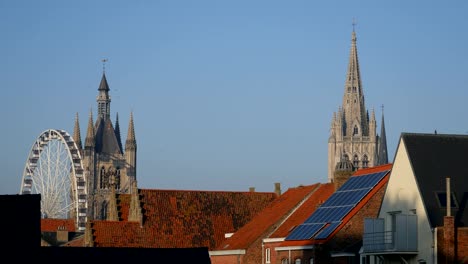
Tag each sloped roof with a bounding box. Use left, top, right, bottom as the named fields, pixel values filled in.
left=89, top=189, right=277, bottom=249
left=215, top=183, right=334, bottom=250
left=402, top=133, right=468, bottom=227
left=41, top=218, right=76, bottom=232
left=94, top=117, right=122, bottom=154
left=280, top=164, right=392, bottom=246
left=270, top=183, right=334, bottom=238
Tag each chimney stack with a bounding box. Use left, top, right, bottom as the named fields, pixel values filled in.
left=443, top=176, right=455, bottom=264
left=274, top=182, right=281, bottom=196
left=249, top=187, right=255, bottom=192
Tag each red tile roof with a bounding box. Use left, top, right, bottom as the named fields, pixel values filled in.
left=41, top=218, right=76, bottom=232
left=216, top=183, right=335, bottom=250
left=89, top=188, right=277, bottom=249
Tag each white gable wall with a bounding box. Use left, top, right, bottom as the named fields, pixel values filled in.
left=378, top=138, right=435, bottom=263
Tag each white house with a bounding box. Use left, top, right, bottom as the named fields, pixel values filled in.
left=361, top=132, right=468, bottom=264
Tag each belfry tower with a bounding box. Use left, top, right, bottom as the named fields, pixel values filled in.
left=327, top=28, right=388, bottom=182
left=73, top=68, right=137, bottom=220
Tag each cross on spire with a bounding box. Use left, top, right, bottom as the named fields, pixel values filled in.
left=352, top=18, right=357, bottom=32
left=102, top=58, right=108, bottom=73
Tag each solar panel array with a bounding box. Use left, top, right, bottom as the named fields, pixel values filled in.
left=285, top=170, right=389, bottom=241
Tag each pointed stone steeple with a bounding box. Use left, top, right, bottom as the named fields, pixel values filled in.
left=97, top=72, right=111, bottom=121
left=114, top=113, right=123, bottom=153
left=126, top=112, right=136, bottom=145
left=85, top=110, right=95, bottom=148
left=73, top=112, right=82, bottom=150
left=378, top=108, right=389, bottom=164
left=125, top=112, right=137, bottom=185
left=342, top=28, right=368, bottom=137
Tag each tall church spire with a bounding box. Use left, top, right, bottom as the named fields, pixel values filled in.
left=342, top=26, right=367, bottom=137
left=378, top=106, right=388, bottom=164
left=73, top=112, right=82, bottom=150
left=328, top=25, right=384, bottom=182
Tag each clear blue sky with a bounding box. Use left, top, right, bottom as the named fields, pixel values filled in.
left=1, top=1, right=468, bottom=194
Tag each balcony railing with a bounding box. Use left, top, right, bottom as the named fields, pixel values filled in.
left=362, top=215, right=418, bottom=254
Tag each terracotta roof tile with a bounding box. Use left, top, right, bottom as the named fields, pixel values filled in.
left=41, top=218, right=76, bottom=232
left=90, top=189, right=277, bottom=249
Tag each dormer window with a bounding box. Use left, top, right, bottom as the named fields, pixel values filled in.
left=435, top=191, right=458, bottom=208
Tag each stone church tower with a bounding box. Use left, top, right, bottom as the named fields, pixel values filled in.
left=73, top=71, right=137, bottom=220
left=328, top=29, right=388, bottom=182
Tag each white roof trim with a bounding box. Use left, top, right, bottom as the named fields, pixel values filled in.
left=263, top=237, right=285, bottom=243
left=275, top=245, right=314, bottom=251
left=209, top=249, right=246, bottom=256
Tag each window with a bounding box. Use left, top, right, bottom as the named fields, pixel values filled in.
left=362, top=155, right=369, bottom=168
left=435, top=191, right=458, bottom=208
left=353, top=125, right=359, bottom=136
left=353, top=155, right=359, bottom=168
left=295, top=259, right=301, bottom=264
left=265, top=248, right=271, bottom=263
left=309, top=258, right=314, bottom=264
left=344, top=154, right=349, bottom=161
left=281, top=258, right=288, bottom=264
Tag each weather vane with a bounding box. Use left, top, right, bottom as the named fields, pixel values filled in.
left=381, top=104, right=384, bottom=114
left=102, top=58, right=108, bottom=73
left=352, top=18, right=357, bottom=32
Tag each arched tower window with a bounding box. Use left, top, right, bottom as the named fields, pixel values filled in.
left=362, top=155, right=369, bottom=168
left=101, top=201, right=108, bottom=220
left=353, top=125, right=359, bottom=136
left=353, top=155, right=359, bottom=168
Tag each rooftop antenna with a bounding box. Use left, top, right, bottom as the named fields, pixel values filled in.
left=102, top=58, right=108, bottom=73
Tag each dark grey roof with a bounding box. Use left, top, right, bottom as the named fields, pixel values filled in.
left=94, top=117, right=122, bottom=155
left=402, top=132, right=468, bottom=227
left=98, top=73, right=110, bottom=92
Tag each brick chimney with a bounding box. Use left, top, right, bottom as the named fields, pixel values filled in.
left=274, top=182, right=281, bottom=196
left=249, top=187, right=255, bottom=192
left=56, top=225, right=69, bottom=243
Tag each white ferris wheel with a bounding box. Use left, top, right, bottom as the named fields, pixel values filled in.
left=20, top=129, right=88, bottom=231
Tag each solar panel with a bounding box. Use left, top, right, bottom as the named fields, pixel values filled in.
left=285, top=169, right=389, bottom=241
left=286, top=223, right=326, bottom=240
left=314, top=221, right=341, bottom=239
